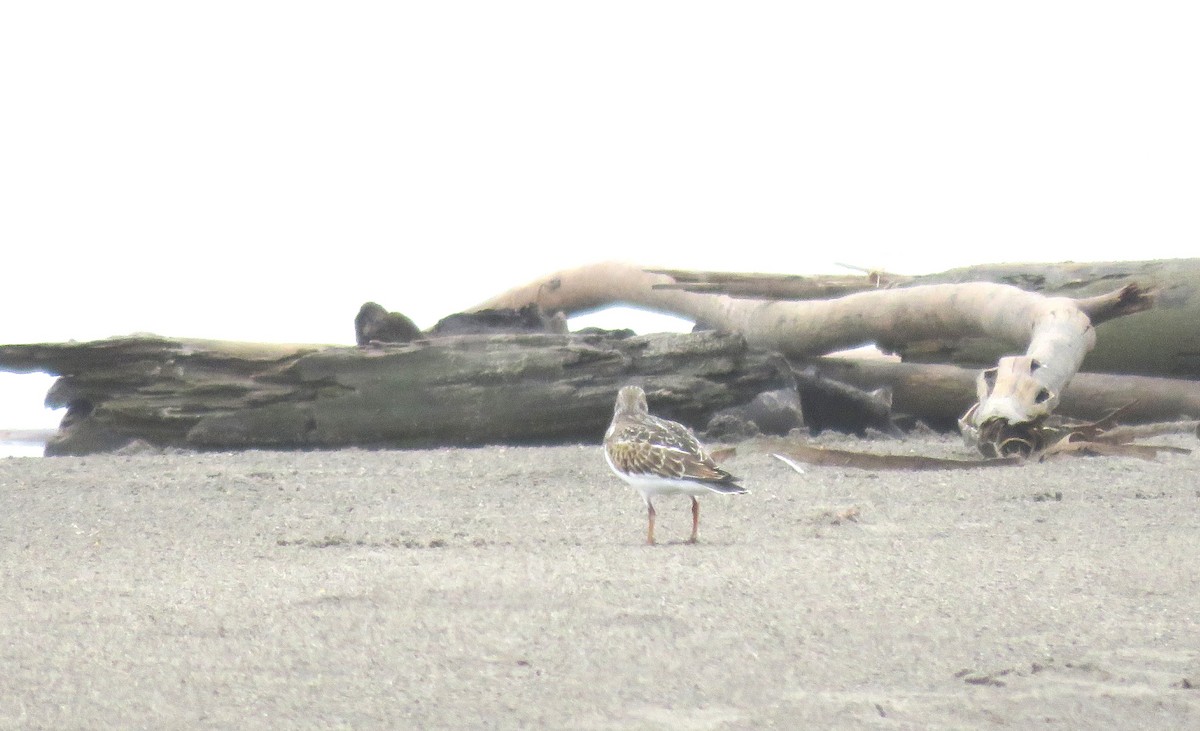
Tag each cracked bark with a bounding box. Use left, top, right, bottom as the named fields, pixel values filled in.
left=0, top=332, right=791, bottom=456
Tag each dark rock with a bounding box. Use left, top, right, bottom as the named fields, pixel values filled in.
left=355, top=302, right=421, bottom=345
left=702, top=413, right=761, bottom=442
left=795, top=366, right=902, bottom=437
left=703, top=388, right=804, bottom=441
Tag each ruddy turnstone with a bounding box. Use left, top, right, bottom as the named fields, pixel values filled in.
left=604, top=385, right=747, bottom=545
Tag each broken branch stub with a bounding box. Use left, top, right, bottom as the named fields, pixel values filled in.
left=959, top=356, right=1062, bottom=457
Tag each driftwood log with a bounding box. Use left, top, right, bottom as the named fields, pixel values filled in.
left=2, top=259, right=1195, bottom=456
left=644, top=259, right=1200, bottom=379
left=0, top=332, right=791, bottom=456
left=471, top=261, right=1154, bottom=450
left=906, top=259, right=1200, bottom=378
left=808, top=357, right=1200, bottom=431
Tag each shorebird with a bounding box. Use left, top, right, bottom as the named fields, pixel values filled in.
left=603, top=385, right=747, bottom=545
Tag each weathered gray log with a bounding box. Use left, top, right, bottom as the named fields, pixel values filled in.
left=0, top=332, right=792, bottom=456
left=647, top=268, right=914, bottom=300
left=808, top=357, right=1200, bottom=430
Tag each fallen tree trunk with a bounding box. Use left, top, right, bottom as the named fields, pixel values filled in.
left=907, top=259, right=1200, bottom=378
left=472, top=262, right=1149, bottom=355
left=808, top=357, right=1200, bottom=431
left=643, top=259, right=1200, bottom=379
left=472, top=261, right=1153, bottom=449
left=0, top=332, right=791, bottom=456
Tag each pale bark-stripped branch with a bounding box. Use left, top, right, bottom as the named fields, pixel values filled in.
left=473, top=261, right=1148, bottom=359
left=652, top=258, right=1197, bottom=378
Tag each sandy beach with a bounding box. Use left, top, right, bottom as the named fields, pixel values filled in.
left=2, top=432, right=1198, bottom=729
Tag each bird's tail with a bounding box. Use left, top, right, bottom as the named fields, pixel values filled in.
left=706, top=475, right=748, bottom=495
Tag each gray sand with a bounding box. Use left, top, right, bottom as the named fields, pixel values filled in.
left=2, top=434, right=1198, bottom=729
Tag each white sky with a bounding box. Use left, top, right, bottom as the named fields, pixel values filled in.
left=2, top=2, right=1198, bottom=429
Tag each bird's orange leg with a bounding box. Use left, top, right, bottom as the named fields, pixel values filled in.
left=646, top=501, right=656, bottom=545
left=689, top=497, right=700, bottom=543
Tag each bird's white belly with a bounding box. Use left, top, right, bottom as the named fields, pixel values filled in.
left=622, top=474, right=715, bottom=498
left=604, top=450, right=714, bottom=500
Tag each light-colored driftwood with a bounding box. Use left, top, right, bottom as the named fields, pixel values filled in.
left=474, top=262, right=1148, bottom=357
left=656, top=258, right=1200, bottom=379
left=473, top=262, right=1153, bottom=450
left=0, top=332, right=790, bottom=456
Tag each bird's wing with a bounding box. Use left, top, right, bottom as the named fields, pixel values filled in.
left=608, top=418, right=736, bottom=483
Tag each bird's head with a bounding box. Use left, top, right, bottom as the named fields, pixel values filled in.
left=613, top=385, right=649, bottom=417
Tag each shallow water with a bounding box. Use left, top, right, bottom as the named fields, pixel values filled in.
left=0, top=441, right=45, bottom=459
left=0, top=431, right=52, bottom=458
